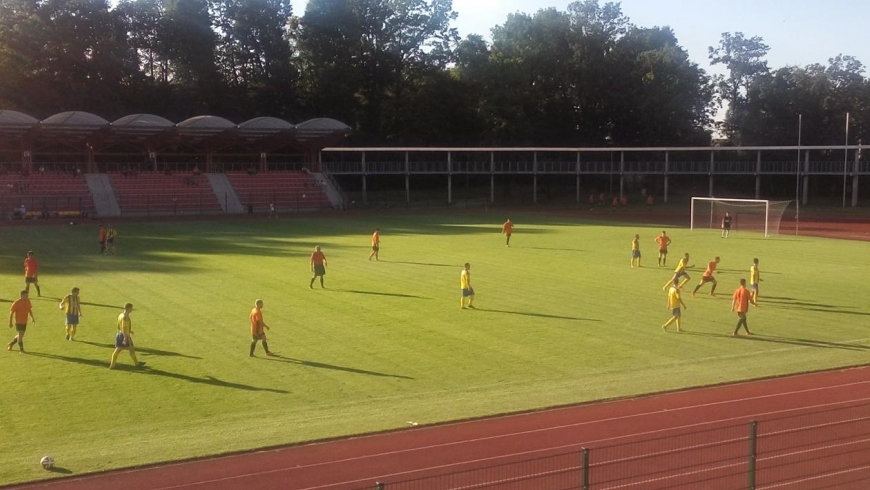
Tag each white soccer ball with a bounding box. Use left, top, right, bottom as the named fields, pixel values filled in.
left=40, top=456, right=54, bottom=470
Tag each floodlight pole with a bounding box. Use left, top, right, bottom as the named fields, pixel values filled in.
left=843, top=112, right=850, bottom=208
left=795, top=115, right=802, bottom=236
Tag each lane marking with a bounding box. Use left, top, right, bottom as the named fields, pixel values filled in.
left=145, top=396, right=870, bottom=490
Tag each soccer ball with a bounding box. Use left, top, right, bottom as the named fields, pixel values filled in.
left=40, top=456, right=54, bottom=470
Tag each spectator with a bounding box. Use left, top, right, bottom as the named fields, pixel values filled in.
left=620, top=196, right=628, bottom=206
left=647, top=194, right=654, bottom=207
left=38, top=165, right=45, bottom=174
left=13, top=204, right=26, bottom=219
left=192, top=165, right=202, bottom=176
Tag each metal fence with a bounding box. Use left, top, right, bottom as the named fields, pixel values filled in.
left=353, top=401, right=870, bottom=490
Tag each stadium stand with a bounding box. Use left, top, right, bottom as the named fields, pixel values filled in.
left=1, top=172, right=95, bottom=219
left=108, top=172, right=223, bottom=216
left=226, top=170, right=332, bottom=212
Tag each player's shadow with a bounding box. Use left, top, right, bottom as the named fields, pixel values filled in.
left=138, top=367, right=289, bottom=394
left=262, top=354, right=414, bottom=380
left=0, top=298, right=11, bottom=304
left=29, top=352, right=287, bottom=393
left=331, top=289, right=430, bottom=299
left=33, top=296, right=62, bottom=302
left=47, top=466, right=73, bottom=475
left=81, top=301, right=124, bottom=309
left=78, top=340, right=202, bottom=359
left=473, top=308, right=600, bottom=322
left=682, top=331, right=870, bottom=351
left=521, top=246, right=585, bottom=252
left=761, top=297, right=869, bottom=316
left=380, top=260, right=454, bottom=268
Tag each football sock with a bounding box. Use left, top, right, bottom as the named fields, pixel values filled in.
left=710, top=284, right=717, bottom=294
left=692, top=285, right=701, bottom=294
left=320, top=278, right=324, bottom=287
left=18, top=340, right=24, bottom=351
left=249, top=342, right=256, bottom=356
left=35, top=285, right=40, bottom=295
left=309, top=278, right=315, bottom=288
left=70, top=326, right=77, bottom=339
left=9, top=338, right=18, bottom=347
left=262, top=341, right=270, bottom=353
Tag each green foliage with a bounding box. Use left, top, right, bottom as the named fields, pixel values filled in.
left=1, top=215, right=869, bottom=484
left=0, top=0, right=866, bottom=144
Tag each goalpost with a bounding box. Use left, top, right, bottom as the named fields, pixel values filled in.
left=690, top=198, right=793, bottom=237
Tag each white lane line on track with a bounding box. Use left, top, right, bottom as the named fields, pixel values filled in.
left=19, top=372, right=870, bottom=490
left=145, top=395, right=870, bottom=490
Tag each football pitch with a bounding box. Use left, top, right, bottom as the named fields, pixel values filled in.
left=1, top=213, right=869, bottom=484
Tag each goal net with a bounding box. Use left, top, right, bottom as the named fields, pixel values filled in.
left=690, top=198, right=793, bottom=237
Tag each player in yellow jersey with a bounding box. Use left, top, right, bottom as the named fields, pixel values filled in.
left=58, top=287, right=82, bottom=341
left=460, top=262, right=475, bottom=309
left=631, top=234, right=641, bottom=268
left=109, top=303, right=145, bottom=369
left=662, top=278, right=687, bottom=332
left=662, top=253, right=693, bottom=291
left=749, top=258, right=762, bottom=303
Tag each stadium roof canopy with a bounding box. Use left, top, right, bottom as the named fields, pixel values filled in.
left=0, top=110, right=350, bottom=154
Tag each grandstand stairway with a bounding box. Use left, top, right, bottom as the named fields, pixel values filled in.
left=85, top=174, right=121, bottom=217
left=207, top=173, right=245, bottom=213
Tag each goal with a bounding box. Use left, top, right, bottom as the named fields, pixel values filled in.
left=690, top=198, right=793, bottom=237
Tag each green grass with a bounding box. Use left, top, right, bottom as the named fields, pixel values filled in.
left=1, top=213, right=869, bottom=484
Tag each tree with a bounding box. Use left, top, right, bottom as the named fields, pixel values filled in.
left=0, top=0, right=138, bottom=116
left=708, top=32, right=770, bottom=139
left=295, top=0, right=460, bottom=141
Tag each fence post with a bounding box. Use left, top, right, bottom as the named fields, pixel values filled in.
left=748, top=420, right=757, bottom=490
left=581, top=447, right=589, bottom=490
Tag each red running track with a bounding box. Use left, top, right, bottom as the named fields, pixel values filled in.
left=9, top=365, right=870, bottom=490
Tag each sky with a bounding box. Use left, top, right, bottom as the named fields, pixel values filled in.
left=288, top=0, right=870, bottom=77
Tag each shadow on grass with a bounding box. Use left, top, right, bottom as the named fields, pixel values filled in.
left=47, top=466, right=73, bottom=475
left=682, top=331, right=870, bottom=351
left=520, top=246, right=586, bottom=252
left=761, top=297, right=868, bottom=316
left=714, top=268, right=781, bottom=275
left=81, top=301, right=124, bottom=309
left=29, top=352, right=286, bottom=393
left=331, top=288, right=430, bottom=299
left=380, top=260, right=454, bottom=268
left=78, top=340, right=202, bottom=359
left=473, top=308, right=601, bottom=322
left=262, top=354, right=414, bottom=380
left=33, top=296, right=62, bottom=302
left=139, top=367, right=289, bottom=394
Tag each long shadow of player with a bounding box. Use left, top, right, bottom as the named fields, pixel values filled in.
left=80, top=301, right=125, bottom=309
left=262, top=354, right=414, bottom=380
left=78, top=340, right=202, bottom=359
left=473, top=308, right=601, bottom=322
left=30, top=352, right=286, bottom=393
left=682, top=331, right=869, bottom=351
left=331, top=289, right=430, bottom=299
left=380, top=260, right=454, bottom=268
